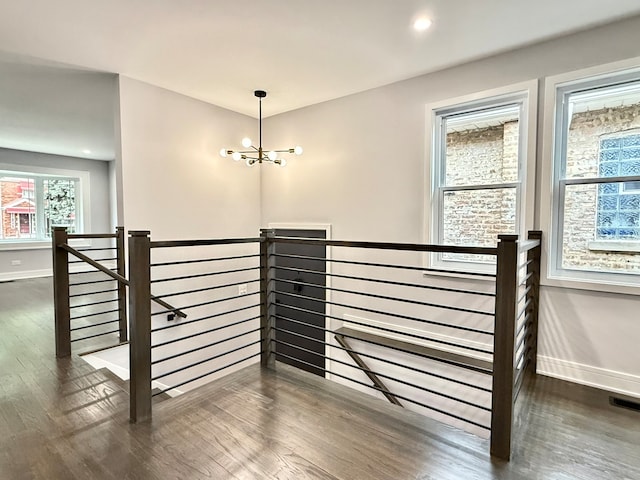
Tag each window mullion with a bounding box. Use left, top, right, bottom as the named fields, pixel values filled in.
left=561, top=175, right=640, bottom=186
left=434, top=115, right=447, bottom=245
left=554, top=180, right=568, bottom=274
left=441, top=182, right=519, bottom=192
left=35, top=177, right=45, bottom=240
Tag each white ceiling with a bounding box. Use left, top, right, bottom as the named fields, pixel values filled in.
left=1, top=0, right=640, bottom=160
left=0, top=56, right=116, bottom=160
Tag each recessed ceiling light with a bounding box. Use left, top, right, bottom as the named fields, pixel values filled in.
left=82, top=149, right=92, bottom=154
left=414, top=17, right=432, bottom=32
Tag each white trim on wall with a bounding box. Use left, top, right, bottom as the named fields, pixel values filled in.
left=423, top=79, right=538, bottom=275
left=0, top=268, right=51, bottom=282
left=538, top=355, right=640, bottom=399
left=539, top=55, right=640, bottom=296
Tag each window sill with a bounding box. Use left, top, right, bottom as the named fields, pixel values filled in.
left=0, top=239, right=90, bottom=251
left=423, top=256, right=496, bottom=282
left=422, top=269, right=495, bottom=282
left=588, top=240, right=640, bottom=253
left=542, top=272, right=640, bottom=296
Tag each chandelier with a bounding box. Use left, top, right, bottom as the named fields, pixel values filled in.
left=220, top=90, right=302, bottom=167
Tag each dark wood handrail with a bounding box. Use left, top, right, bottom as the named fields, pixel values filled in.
left=147, top=234, right=499, bottom=255
left=150, top=237, right=262, bottom=248
left=68, top=233, right=119, bottom=239
left=269, top=236, right=498, bottom=255
left=61, top=243, right=187, bottom=319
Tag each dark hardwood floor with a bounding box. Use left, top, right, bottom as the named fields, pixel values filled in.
left=1, top=277, right=639, bottom=479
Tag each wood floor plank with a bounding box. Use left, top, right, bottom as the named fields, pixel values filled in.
left=1, top=277, right=639, bottom=480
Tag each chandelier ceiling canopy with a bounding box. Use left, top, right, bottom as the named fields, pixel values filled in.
left=220, top=90, right=302, bottom=167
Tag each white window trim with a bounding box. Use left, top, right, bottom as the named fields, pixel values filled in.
left=424, top=80, right=538, bottom=276
left=0, top=162, right=91, bottom=250
left=540, top=56, right=640, bottom=295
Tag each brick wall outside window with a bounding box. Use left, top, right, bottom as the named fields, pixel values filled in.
left=563, top=104, right=640, bottom=273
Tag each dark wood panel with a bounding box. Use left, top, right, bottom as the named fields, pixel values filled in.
left=274, top=229, right=327, bottom=376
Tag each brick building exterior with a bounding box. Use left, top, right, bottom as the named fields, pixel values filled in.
left=0, top=178, right=36, bottom=240
left=562, top=103, right=640, bottom=273
left=445, top=104, right=639, bottom=274
left=443, top=120, right=518, bottom=262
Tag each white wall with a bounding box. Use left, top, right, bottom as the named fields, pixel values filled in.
left=261, top=16, right=640, bottom=398
left=0, top=147, right=112, bottom=280
left=117, top=77, right=260, bottom=238
left=115, top=77, right=262, bottom=391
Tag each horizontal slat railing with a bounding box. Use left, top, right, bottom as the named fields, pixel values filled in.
left=490, top=231, right=542, bottom=460
left=263, top=231, right=497, bottom=436
left=124, top=228, right=541, bottom=462
left=62, top=244, right=187, bottom=318
left=53, top=227, right=128, bottom=356
left=128, top=231, right=262, bottom=422
left=263, top=230, right=541, bottom=461
left=514, top=231, right=542, bottom=402
left=53, top=226, right=189, bottom=358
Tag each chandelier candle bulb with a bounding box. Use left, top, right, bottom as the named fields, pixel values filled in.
left=219, top=90, right=302, bottom=167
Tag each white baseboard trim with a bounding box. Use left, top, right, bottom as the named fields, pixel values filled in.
left=0, top=260, right=118, bottom=282
left=538, top=355, right=640, bottom=398
left=0, top=268, right=51, bottom=282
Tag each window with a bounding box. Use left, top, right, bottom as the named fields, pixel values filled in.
left=0, top=170, right=83, bottom=243
left=427, top=82, right=536, bottom=272
left=596, top=133, right=640, bottom=241
left=547, top=66, right=640, bottom=285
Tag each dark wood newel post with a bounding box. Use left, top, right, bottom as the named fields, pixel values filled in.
left=128, top=230, right=152, bottom=423
left=491, top=234, right=519, bottom=460
left=526, top=230, right=542, bottom=375
left=260, top=229, right=276, bottom=369
left=53, top=226, right=71, bottom=358
left=116, top=226, right=128, bottom=343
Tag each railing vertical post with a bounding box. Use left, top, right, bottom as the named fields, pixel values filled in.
left=491, top=234, right=519, bottom=460
left=526, top=230, right=542, bottom=375
left=128, top=230, right=152, bottom=423
left=116, top=226, right=128, bottom=343
left=260, top=229, right=276, bottom=369
left=52, top=226, right=71, bottom=358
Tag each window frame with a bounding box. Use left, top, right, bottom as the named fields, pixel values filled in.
left=540, top=57, right=640, bottom=294
left=424, top=80, right=538, bottom=276
left=0, top=163, right=90, bottom=250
